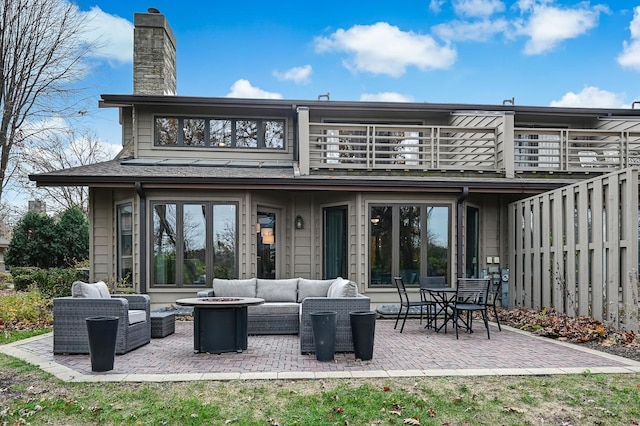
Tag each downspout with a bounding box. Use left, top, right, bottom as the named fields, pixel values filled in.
left=456, top=187, right=469, bottom=280
left=135, top=182, right=147, bottom=294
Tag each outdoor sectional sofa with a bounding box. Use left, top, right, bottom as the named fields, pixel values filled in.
left=196, top=277, right=371, bottom=353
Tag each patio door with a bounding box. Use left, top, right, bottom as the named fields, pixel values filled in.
left=257, top=210, right=277, bottom=278
left=323, top=206, right=347, bottom=278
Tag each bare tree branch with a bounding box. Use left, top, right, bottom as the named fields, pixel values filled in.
left=16, top=128, right=114, bottom=214
left=0, top=0, right=97, bottom=202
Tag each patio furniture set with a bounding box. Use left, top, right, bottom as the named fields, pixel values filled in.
left=392, top=276, right=502, bottom=338
left=52, top=277, right=371, bottom=357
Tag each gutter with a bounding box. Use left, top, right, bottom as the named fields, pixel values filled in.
left=135, top=182, right=147, bottom=294
left=456, top=187, right=469, bottom=279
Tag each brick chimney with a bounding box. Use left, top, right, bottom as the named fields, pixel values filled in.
left=133, top=8, right=176, bottom=95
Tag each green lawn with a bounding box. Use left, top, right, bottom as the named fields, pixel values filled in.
left=1, top=353, right=639, bottom=425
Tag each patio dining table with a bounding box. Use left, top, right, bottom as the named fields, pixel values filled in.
left=420, top=287, right=457, bottom=333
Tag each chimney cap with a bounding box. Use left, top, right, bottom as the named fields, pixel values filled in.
left=147, top=7, right=160, bottom=13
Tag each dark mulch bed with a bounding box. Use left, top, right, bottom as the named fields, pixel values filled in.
left=497, top=307, right=640, bottom=362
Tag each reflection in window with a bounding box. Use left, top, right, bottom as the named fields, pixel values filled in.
left=369, top=204, right=450, bottom=287
left=236, top=120, right=258, bottom=147
left=399, top=206, right=420, bottom=284
left=183, top=204, right=206, bottom=285
left=156, top=118, right=178, bottom=145
left=155, top=116, right=285, bottom=149
left=152, top=202, right=237, bottom=287
left=117, top=203, right=133, bottom=286
left=370, top=206, right=392, bottom=286
left=427, top=207, right=449, bottom=278
left=183, top=119, right=205, bottom=146
left=213, top=205, right=237, bottom=279
left=153, top=204, right=177, bottom=285
left=210, top=119, right=232, bottom=147
left=263, top=121, right=284, bottom=148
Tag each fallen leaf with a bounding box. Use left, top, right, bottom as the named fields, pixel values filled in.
left=403, top=417, right=421, bottom=425
left=383, top=386, right=391, bottom=392
left=502, top=406, right=526, bottom=413
left=427, top=408, right=435, bottom=417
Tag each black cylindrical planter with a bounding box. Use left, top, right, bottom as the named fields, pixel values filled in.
left=310, top=311, right=337, bottom=362
left=86, top=316, right=119, bottom=372
left=350, top=311, right=376, bottom=360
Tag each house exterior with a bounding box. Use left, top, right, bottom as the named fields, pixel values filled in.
left=31, top=10, right=640, bottom=330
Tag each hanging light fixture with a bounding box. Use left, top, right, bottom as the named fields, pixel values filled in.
left=295, top=215, right=304, bottom=229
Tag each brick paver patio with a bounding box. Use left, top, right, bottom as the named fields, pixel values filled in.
left=3, top=319, right=640, bottom=382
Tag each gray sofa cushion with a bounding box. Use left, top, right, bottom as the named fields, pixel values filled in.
left=71, top=281, right=111, bottom=299
left=256, top=278, right=299, bottom=302
left=327, top=278, right=358, bottom=297
left=128, top=309, right=147, bottom=324
left=297, top=278, right=336, bottom=302
left=248, top=302, right=300, bottom=316
left=213, top=278, right=256, bottom=298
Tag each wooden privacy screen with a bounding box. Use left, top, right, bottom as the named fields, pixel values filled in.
left=509, top=168, right=639, bottom=331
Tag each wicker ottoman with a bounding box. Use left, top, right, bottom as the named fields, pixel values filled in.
left=150, top=311, right=175, bottom=338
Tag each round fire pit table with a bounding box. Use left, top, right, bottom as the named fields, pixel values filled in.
left=175, top=297, right=264, bottom=354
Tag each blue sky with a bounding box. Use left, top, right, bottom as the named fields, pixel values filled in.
left=64, top=1, right=640, bottom=147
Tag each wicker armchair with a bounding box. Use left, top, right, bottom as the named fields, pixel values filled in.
left=299, top=294, right=371, bottom=354
left=53, top=294, right=151, bottom=355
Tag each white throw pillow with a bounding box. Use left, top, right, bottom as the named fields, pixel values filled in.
left=327, top=278, right=357, bottom=297
left=297, top=278, right=335, bottom=302
left=71, top=281, right=111, bottom=299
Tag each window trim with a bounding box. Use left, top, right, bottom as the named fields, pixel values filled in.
left=149, top=200, right=239, bottom=288
left=154, top=115, right=286, bottom=149
left=116, top=201, right=134, bottom=287
left=368, top=202, right=452, bottom=289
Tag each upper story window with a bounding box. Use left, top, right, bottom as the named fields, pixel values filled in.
left=155, top=116, right=285, bottom=149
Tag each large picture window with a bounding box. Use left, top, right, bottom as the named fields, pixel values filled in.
left=369, top=204, right=450, bottom=288
left=151, top=201, right=237, bottom=287
left=155, top=116, right=285, bottom=149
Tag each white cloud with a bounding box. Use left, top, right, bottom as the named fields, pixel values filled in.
left=550, top=86, right=626, bottom=108
left=273, top=65, right=312, bottom=84
left=314, top=22, right=456, bottom=76
left=429, top=0, right=446, bottom=13
left=433, top=18, right=508, bottom=42
left=516, top=3, right=608, bottom=55
left=360, top=92, right=414, bottom=102
left=80, top=6, right=133, bottom=64
left=226, top=79, right=283, bottom=99
left=452, top=0, right=505, bottom=18
left=618, top=6, right=640, bottom=70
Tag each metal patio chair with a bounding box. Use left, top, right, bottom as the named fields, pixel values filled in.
left=487, top=275, right=502, bottom=331
left=452, top=277, right=491, bottom=339
left=393, top=276, right=430, bottom=333
left=418, top=276, right=447, bottom=330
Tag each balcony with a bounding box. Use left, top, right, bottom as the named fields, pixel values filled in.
left=306, top=122, right=640, bottom=175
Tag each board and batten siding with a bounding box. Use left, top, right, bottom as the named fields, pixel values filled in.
left=89, top=188, right=114, bottom=282
left=508, top=168, right=639, bottom=331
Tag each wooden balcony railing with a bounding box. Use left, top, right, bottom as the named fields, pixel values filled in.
left=306, top=122, right=640, bottom=174
left=308, top=123, right=498, bottom=171
left=514, top=128, right=640, bottom=171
